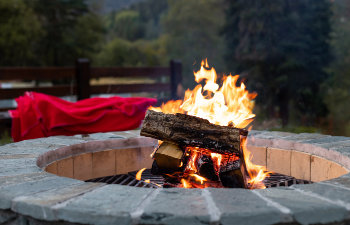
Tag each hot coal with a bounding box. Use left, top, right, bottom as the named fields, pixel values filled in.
left=220, top=170, right=246, bottom=188
left=197, top=155, right=219, bottom=181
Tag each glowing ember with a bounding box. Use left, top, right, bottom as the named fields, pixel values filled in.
left=149, top=59, right=269, bottom=189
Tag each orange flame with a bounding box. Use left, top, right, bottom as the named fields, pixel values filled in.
left=150, top=59, right=268, bottom=189
left=136, top=168, right=146, bottom=180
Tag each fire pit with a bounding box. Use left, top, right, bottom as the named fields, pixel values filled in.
left=1, top=130, right=350, bottom=224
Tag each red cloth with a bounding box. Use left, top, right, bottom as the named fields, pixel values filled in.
left=9, top=92, right=157, bottom=142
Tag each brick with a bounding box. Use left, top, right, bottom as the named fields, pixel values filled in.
left=291, top=151, right=311, bottom=180
left=12, top=183, right=103, bottom=221
left=140, top=188, right=210, bottom=225
left=0, top=176, right=80, bottom=209
left=115, top=148, right=141, bottom=174
left=92, top=150, right=116, bottom=178
left=55, top=185, right=153, bottom=225
left=267, top=148, right=291, bottom=175
left=139, top=146, right=155, bottom=169
left=209, top=188, right=286, bottom=225
left=311, top=155, right=349, bottom=182
left=57, top=158, right=74, bottom=179
left=45, top=162, right=58, bottom=175
left=73, top=153, right=93, bottom=180
left=255, top=188, right=347, bottom=224
left=246, top=146, right=266, bottom=166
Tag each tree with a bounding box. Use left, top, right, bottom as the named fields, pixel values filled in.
left=109, top=10, right=144, bottom=41
left=325, top=0, right=350, bottom=135
left=94, top=38, right=162, bottom=67
left=224, top=0, right=332, bottom=126
left=161, top=0, right=226, bottom=88
left=0, top=0, right=42, bottom=66
left=26, top=0, right=104, bottom=66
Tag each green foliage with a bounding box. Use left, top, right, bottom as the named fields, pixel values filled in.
left=0, top=130, right=12, bottom=146
left=68, top=13, right=105, bottom=60
left=0, top=0, right=42, bottom=66
left=25, top=0, right=104, bottom=66
left=324, top=0, right=350, bottom=135
left=162, top=0, right=226, bottom=88
left=94, top=38, right=164, bottom=66
left=130, top=0, right=168, bottom=39
left=224, top=0, right=332, bottom=126
left=109, top=10, right=144, bottom=41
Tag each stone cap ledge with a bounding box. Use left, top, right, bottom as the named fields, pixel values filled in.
left=0, top=131, right=349, bottom=224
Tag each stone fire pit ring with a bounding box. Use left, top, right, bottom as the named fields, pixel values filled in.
left=1, top=130, right=350, bottom=225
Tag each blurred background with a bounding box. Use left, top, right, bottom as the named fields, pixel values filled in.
left=0, top=0, right=349, bottom=140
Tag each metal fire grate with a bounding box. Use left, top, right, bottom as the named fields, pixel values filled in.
left=263, top=173, right=312, bottom=188
left=86, top=169, right=312, bottom=188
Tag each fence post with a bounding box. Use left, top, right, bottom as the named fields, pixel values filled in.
left=76, top=58, right=91, bottom=101
left=170, top=60, right=182, bottom=100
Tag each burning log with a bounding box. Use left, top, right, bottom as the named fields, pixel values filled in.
left=141, top=110, right=248, bottom=154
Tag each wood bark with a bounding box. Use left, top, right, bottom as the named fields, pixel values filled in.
left=140, top=110, right=248, bottom=154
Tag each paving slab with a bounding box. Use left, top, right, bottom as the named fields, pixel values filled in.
left=87, top=132, right=126, bottom=140
left=12, top=183, right=104, bottom=221
left=208, top=188, right=287, bottom=225
left=55, top=185, right=154, bottom=225
left=140, top=188, right=210, bottom=225
left=0, top=158, right=41, bottom=177
left=302, top=136, right=349, bottom=145
left=292, top=183, right=350, bottom=208
left=0, top=176, right=81, bottom=209
left=255, top=188, right=348, bottom=225
left=324, top=173, right=350, bottom=188
left=0, top=172, right=53, bottom=189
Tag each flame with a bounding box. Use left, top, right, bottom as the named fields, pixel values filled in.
left=150, top=59, right=268, bottom=189
left=189, top=174, right=207, bottom=184
left=150, top=59, right=256, bottom=128
left=181, top=178, right=191, bottom=188
left=242, top=139, right=270, bottom=189
left=136, top=168, right=146, bottom=180
left=210, top=153, right=222, bottom=173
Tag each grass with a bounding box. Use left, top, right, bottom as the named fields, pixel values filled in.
left=0, top=130, right=12, bottom=146
left=269, top=126, right=320, bottom=134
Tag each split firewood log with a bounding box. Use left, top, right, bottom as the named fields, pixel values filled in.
left=141, top=110, right=247, bottom=154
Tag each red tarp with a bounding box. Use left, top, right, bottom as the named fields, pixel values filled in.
left=9, top=92, right=157, bottom=142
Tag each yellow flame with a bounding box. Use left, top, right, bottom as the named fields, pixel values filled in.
left=150, top=60, right=256, bottom=128
left=210, top=152, right=222, bottom=173
left=136, top=168, right=146, bottom=180
left=241, top=138, right=270, bottom=189
left=150, top=59, right=268, bottom=188
left=189, top=174, right=207, bottom=184
left=181, top=178, right=191, bottom=188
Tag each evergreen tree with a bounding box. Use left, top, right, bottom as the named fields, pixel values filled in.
left=0, top=0, right=42, bottom=66
left=26, top=0, right=104, bottom=66
left=162, top=0, right=226, bottom=88
left=224, top=0, right=331, bottom=126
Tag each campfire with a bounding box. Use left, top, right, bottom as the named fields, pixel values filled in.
left=139, top=60, right=269, bottom=189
